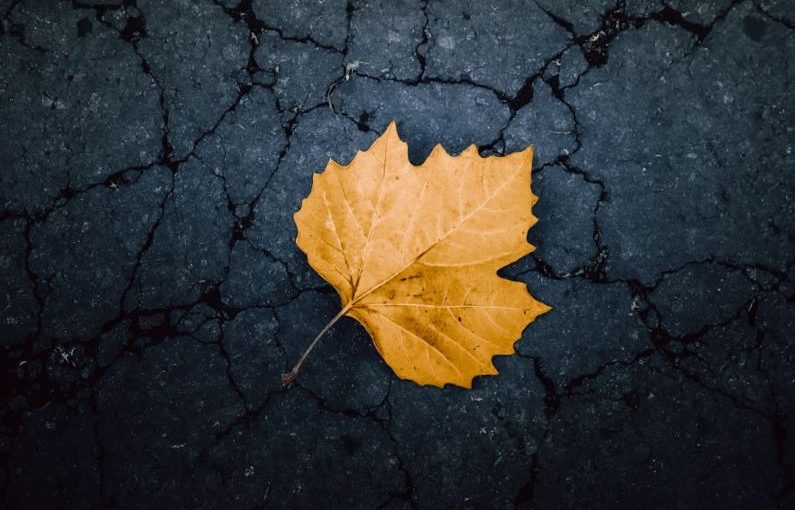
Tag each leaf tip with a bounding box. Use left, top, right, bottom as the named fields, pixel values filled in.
left=428, top=143, right=450, bottom=159
left=523, top=145, right=535, bottom=166
left=383, top=120, right=403, bottom=143
left=463, top=144, right=479, bottom=157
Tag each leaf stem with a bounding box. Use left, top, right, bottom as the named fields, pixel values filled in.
left=281, top=303, right=353, bottom=385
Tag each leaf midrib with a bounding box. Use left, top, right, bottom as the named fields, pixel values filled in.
left=346, top=161, right=527, bottom=311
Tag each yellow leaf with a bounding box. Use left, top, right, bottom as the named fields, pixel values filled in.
left=285, top=121, right=550, bottom=388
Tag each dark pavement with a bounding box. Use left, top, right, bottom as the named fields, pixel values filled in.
left=1, top=0, right=793, bottom=508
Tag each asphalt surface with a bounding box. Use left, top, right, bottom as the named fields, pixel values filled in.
left=1, top=0, right=793, bottom=509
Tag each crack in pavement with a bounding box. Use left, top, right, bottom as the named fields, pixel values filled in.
left=1, top=0, right=793, bottom=508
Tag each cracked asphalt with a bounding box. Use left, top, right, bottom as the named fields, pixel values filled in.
left=1, top=0, right=793, bottom=508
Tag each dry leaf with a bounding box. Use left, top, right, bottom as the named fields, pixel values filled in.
left=285, top=121, right=550, bottom=388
